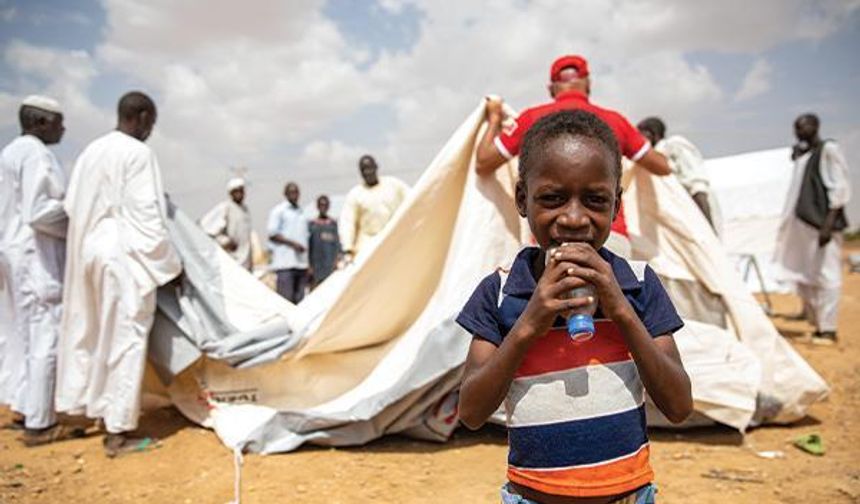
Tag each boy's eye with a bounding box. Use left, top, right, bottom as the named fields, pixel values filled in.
left=536, top=193, right=565, bottom=206
left=584, top=194, right=610, bottom=207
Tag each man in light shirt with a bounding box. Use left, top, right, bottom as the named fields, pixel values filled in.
left=339, top=155, right=409, bottom=259
left=773, top=113, right=851, bottom=343
left=268, top=182, right=309, bottom=303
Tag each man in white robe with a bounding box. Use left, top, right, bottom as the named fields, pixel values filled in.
left=200, top=177, right=252, bottom=270
left=638, top=116, right=720, bottom=233
left=0, top=96, right=72, bottom=443
left=0, top=114, right=20, bottom=426
left=773, top=114, right=851, bottom=343
left=339, top=155, right=409, bottom=259
left=57, top=91, right=182, bottom=456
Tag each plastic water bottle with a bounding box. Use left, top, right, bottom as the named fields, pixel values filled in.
left=567, top=284, right=597, bottom=342
left=546, top=246, right=598, bottom=341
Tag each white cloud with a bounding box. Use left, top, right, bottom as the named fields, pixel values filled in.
left=93, top=0, right=385, bottom=180
left=0, top=92, right=18, bottom=130
left=1, top=41, right=109, bottom=163
left=735, top=59, right=774, bottom=102
left=4, top=41, right=96, bottom=84
left=299, top=140, right=367, bottom=177
left=606, top=0, right=857, bottom=52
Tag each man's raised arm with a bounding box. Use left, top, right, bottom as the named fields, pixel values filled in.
left=475, top=99, right=508, bottom=176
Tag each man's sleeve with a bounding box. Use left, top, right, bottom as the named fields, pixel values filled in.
left=661, top=137, right=709, bottom=195
left=495, top=111, right=528, bottom=160
left=266, top=205, right=281, bottom=238
left=338, top=191, right=358, bottom=252
left=397, top=177, right=410, bottom=197
left=682, top=147, right=709, bottom=195
left=199, top=202, right=227, bottom=239
left=637, top=265, right=684, bottom=337
left=122, top=150, right=181, bottom=288
left=821, top=142, right=852, bottom=209
left=455, top=272, right=504, bottom=346
left=21, top=150, right=67, bottom=239
left=393, top=177, right=410, bottom=211
left=300, top=214, right=310, bottom=247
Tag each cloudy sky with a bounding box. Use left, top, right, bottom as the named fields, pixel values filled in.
left=1, top=0, right=858, bottom=230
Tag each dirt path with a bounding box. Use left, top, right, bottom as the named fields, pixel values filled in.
left=2, top=250, right=859, bottom=503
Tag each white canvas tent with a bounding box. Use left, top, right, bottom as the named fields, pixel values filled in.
left=151, top=101, right=828, bottom=454
left=705, top=148, right=795, bottom=294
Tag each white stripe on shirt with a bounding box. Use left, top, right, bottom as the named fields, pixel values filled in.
left=506, top=360, right=644, bottom=427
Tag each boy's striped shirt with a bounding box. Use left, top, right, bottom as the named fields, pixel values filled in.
left=456, top=247, right=683, bottom=497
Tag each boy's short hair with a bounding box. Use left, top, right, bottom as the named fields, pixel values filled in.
left=519, top=110, right=622, bottom=184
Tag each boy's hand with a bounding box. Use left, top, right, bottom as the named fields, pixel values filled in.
left=551, top=243, right=631, bottom=321
left=517, top=249, right=595, bottom=341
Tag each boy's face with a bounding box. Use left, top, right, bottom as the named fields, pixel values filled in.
left=317, top=197, right=330, bottom=216
left=515, top=135, right=620, bottom=251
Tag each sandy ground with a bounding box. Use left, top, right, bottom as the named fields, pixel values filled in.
left=2, top=249, right=859, bottom=503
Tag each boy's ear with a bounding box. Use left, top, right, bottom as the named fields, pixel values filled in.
left=515, top=180, right=528, bottom=217
left=612, top=186, right=622, bottom=221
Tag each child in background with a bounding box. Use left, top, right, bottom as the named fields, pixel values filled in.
left=457, top=110, right=693, bottom=504
left=308, top=195, right=341, bottom=289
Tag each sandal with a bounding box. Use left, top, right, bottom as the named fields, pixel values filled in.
left=103, top=435, right=160, bottom=458
left=2, top=418, right=25, bottom=431
left=20, top=424, right=86, bottom=447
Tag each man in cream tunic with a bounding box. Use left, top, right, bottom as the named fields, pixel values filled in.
left=773, top=113, right=851, bottom=342
left=339, top=155, right=409, bottom=259
left=200, top=177, right=252, bottom=270
left=57, top=91, right=181, bottom=456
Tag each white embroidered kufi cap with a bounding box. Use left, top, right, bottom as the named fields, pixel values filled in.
left=21, top=95, right=62, bottom=114
left=227, top=177, right=246, bottom=192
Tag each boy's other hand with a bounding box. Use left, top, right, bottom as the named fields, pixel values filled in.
left=552, top=243, right=630, bottom=321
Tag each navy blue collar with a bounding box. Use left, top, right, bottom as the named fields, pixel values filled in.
left=501, top=246, right=641, bottom=299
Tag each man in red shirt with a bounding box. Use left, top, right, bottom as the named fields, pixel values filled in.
left=475, top=55, right=671, bottom=257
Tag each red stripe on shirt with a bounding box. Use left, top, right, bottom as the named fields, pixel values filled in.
left=514, top=322, right=631, bottom=378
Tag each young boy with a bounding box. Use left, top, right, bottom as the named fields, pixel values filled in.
left=308, top=195, right=341, bottom=289
left=457, top=110, right=693, bottom=504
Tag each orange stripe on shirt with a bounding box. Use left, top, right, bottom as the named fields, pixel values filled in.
left=507, top=444, right=653, bottom=497
left=515, top=322, right=631, bottom=378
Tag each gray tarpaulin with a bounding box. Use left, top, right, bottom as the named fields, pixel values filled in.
left=148, top=203, right=299, bottom=384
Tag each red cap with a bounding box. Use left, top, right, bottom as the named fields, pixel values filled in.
left=550, top=55, right=589, bottom=81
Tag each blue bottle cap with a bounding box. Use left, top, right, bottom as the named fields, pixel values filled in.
left=567, top=314, right=595, bottom=341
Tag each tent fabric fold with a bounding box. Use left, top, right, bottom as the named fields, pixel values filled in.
left=152, top=101, right=828, bottom=454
